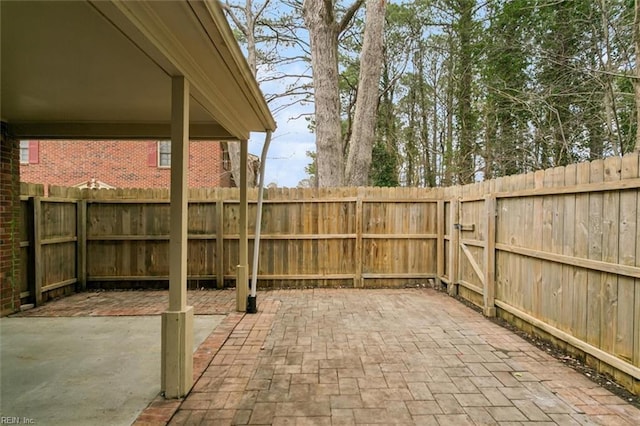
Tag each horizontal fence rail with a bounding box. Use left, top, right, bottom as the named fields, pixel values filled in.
left=19, top=153, right=640, bottom=393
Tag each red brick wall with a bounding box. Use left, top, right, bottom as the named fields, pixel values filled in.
left=20, top=140, right=233, bottom=190
left=1, top=124, right=21, bottom=316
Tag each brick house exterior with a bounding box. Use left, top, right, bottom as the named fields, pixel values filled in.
left=20, top=140, right=233, bottom=191
left=1, top=125, right=21, bottom=316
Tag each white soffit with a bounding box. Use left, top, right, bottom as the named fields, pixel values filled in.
left=1, top=0, right=275, bottom=140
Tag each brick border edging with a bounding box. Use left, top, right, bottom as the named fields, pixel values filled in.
left=132, top=312, right=246, bottom=426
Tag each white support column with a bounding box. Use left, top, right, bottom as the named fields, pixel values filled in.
left=236, top=140, right=248, bottom=312
left=162, top=76, right=194, bottom=399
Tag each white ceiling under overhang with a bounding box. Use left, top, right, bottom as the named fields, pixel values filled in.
left=1, top=0, right=276, bottom=140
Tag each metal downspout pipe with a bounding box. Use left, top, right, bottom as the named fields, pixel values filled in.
left=247, top=130, right=272, bottom=313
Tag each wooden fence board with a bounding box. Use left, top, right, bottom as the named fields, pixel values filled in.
left=601, top=156, right=621, bottom=375
left=562, top=164, right=577, bottom=334
left=449, top=193, right=460, bottom=296
left=541, top=169, right=554, bottom=324
left=550, top=166, right=565, bottom=327
left=501, top=175, right=517, bottom=311
left=587, top=159, right=605, bottom=348
left=41, top=201, right=76, bottom=240
left=617, top=154, right=637, bottom=366
left=532, top=170, right=545, bottom=318
left=19, top=199, right=32, bottom=299
left=188, top=203, right=217, bottom=234
left=41, top=241, right=75, bottom=286
left=573, top=162, right=591, bottom=341
left=32, top=197, right=43, bottom=305
left=523, top=183, right=536, bottom=315
left=437, top=200, right=445, bottom=286
left=484, top=195, right=496, bottom=316
left=495, top=179, right=509, bottom=308
left=514, top=174, right=528, bottom=310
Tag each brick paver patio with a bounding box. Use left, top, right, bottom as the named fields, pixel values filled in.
left=14, top=288, right=640, bottom=425
left=13, top=288, right=237, bottom=317
left=157, top=289, right=640, bottom=425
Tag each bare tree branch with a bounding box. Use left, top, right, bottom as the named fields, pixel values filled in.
left=338, top=0, right=365, bottom=34
left=286, top=111, right=314, bottom=121
left=254, top=0, right=272, bottom=22
left=221, top=1, right=248, bottom=36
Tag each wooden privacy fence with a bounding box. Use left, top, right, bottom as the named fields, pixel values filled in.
left=18, top=152, right=640, bottom=392
left=19, top=185, right=443, bottom=303
left=442, top=153, right=640, bottom=392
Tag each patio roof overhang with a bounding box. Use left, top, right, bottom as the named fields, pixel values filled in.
left=2, top=0, right=275, bottom=399
left=1, top=0, right=276, bottom=141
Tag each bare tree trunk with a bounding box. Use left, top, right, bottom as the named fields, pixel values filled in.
left=228, top=142, right=258, bottom=186
left=635, top=0, right=640, bottom=152
left=345, top=0, right=387, bottom=186
left=244, top=0, right=257, bottom=73
left=444, top=35, right=455, bottom=186
left=456, top=0, right=475, bottom=184
left=303, top=1, right=344, bottom=187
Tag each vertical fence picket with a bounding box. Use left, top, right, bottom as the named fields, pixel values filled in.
left=32, top=196, right=42, bottom=306
left=449, top=196, right=460, bottom=296
left=77, top=200, right=87, bottom=291
left=216, top=199, right=225, bottom=289
left=354, top=188, right=363, bottom=288
left=483, top=195, right=496, bottom=317
left=436, top=199, right=445, bottom=289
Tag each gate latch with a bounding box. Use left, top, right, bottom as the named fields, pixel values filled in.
left=453, top=223, right=475, bottom=232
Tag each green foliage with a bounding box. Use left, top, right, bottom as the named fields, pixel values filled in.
left=381, top=0, right=636, bottom=185
left=369, top=142, right=399, bottom=187
left=616, top=76, right=638, bottom=155
left=304, top=150, right=317, bottom=179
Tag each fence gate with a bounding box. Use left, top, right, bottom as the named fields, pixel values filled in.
left=447, top=191, right=497, bottom=317
left=19, top=195, right=83, bottom=306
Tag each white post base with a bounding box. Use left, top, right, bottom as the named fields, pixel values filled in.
left=161, top=306, right=194, bottom=398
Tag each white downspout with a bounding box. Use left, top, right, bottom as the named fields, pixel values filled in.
left=247, top=130, right=272, bottom=312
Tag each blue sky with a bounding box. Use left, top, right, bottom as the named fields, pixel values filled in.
left=242, top=3, right=315, bottom=188
left=247, top=105, right=314, bottom=188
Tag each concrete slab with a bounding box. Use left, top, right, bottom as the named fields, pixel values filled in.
left=0, top=315, right=224, bottom=425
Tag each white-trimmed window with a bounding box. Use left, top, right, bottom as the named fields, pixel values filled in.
left=158, top=141, right=171, bottom=167
left=20, top=140, right=39, bottom=164
left=20, top=141, right=30, bottom=163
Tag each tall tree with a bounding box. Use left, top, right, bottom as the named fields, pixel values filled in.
left=302, top=0, right=364, bottom=187
left=480, top=0, right=534, bottom=178
left=452, top=0, right=477, bottom=184
left=345, top=0, right=387, bottom=186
